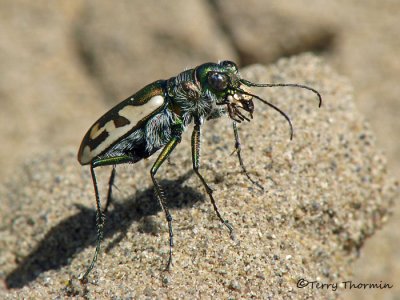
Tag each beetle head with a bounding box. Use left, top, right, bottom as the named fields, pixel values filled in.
left=196, top=60, right=322, bottom=138
left=196, top=60, right=255, bottom=123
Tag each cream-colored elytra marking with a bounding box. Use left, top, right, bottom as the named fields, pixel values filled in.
left=80, top=95, right=164, bottom=164
left=89, top=123, right=101, bottom=139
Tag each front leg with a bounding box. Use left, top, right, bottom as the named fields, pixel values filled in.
left=232, top=122, right=264, bottom=191
left=191, top=118, right=234, bottom=238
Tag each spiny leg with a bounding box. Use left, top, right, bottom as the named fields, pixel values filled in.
left=232, top=121, right=264, bottom=191
left=150, top=136, right=181, bottom=271
left=79, top=155, right=133, bottom=282
left=79, top=163, right=104, bottom=281
left=103, top=166, right=116, bottom=214
left=192, top=119, right=234, bottom=238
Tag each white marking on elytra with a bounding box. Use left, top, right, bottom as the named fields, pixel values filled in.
left=89, top=120, right=116, bottom=139
left=79, top=95, right=165, bottom=164
left=89, top=123, right=101, bottom=139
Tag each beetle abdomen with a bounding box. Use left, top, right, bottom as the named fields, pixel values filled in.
left=78, top=81, right=167, bottom=165
left=99, top=108, right=176, bottom=162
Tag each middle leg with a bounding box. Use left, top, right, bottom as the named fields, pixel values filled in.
left=150, top=136, right=181, bottom=270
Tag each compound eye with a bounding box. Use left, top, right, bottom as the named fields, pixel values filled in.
left=220, top=60, right=238, bottom=72
left=208, top=72, right=229, bottom=92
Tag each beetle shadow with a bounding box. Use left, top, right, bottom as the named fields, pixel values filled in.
left=5, top=170, right=204, bottom=289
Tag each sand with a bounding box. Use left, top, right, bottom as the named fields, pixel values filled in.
left=0, top=55, right=397, bottom=299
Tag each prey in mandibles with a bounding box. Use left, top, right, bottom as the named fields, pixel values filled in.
left=77, top=60, right=322, bottom=280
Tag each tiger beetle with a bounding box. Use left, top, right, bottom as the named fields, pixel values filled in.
left=77, top=60, right=321, bottom=281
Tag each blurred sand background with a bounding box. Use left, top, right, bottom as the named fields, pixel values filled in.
left=0, top=1, right=399, bottom=299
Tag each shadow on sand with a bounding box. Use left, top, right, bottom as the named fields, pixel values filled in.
left=6, top=170, right=204, bottom=289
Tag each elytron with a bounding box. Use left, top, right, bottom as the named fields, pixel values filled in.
left=77, top=60, right=321, bottom=280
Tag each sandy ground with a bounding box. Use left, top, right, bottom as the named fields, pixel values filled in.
left=0, top=55, right=397, bottom=299
left=1, top=1, right=400, bottom=299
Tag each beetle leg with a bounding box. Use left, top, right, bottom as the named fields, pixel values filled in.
left=232, top=122, right=264, bottom=191
left=150, top=133, right=182, bottom=271
left=192, top=119, right=234, bottom=239
left=103, top=166, right=116, bottom=214
left=79, top=155, right=133, bottom=282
